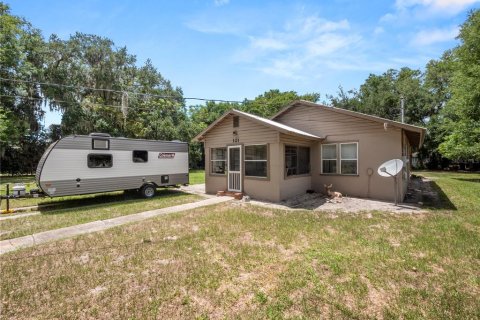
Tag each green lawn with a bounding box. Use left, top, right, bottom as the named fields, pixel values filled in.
left=0, top=189, right=201, bottom=240
left=189, top=169, right=205, bottom=185
left=1, top=169, right=205, bottom=210
left=0, top=171, right=479, bottom=319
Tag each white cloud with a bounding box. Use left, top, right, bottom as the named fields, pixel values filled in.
left=374, top=26, right=385, bottom=35
left=411, top=26, right=459, bottom=46
left=250, top=37, right=288, bottom=50
left=396, top=0, right=479, bottom=14
left=382, top=0, right=479, bottom=22
left=214, top=0, right=230, bottom=7
left=233, top=15, right=362, bottom=78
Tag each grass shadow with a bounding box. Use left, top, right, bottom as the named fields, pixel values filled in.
left=37, top=188, right=189, bottom=214
left=452, top=178, right=480, bottom=183
left=405, top=176, right=456, bottom=210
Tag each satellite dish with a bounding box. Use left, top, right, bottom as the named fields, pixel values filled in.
left=378, top=159, right=403, bottom=177
left=377, top=159, right=404, bottom=205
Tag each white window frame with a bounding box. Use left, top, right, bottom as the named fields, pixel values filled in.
left=321, top=142, right=359, bottom=175
left=244, top=144, right=268, bottom=178
left=210, top=147, right=227, bottom=175
left=321, top=143, right=338, bottom=174
left=340, top=142, right=358, bottom=175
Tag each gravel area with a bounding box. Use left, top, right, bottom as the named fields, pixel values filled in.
left=248, top=192, right=425, bottom=214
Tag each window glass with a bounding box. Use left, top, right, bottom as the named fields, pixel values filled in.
left=245, top=145, right=267, bottom=160
left=341, top=143, right=358, bottom=174
left=341, top=160, right=357, bottom=174
left=285, top=146, right=297, bottom=176
left=321, top=144, right=337, bottom=174
left=229, top=147, right=241, bottom=171
left=245, top=161, right=267, bottom=177
left=322, top=160, right=337, bottom=173
left=211, top=148, right=226, bottom=174
left=245, top=145, right=267, bottom=177
left=341, top=143, right=357, bottom=159
left=285, top=145, right=311, bottom=176
left=233, top=116, right=239, bottom=128
left=133, top=150, right=148, bottom=163
left=88, top=154, right=113, bottom=168
left=92, top=139, right=109, bottom=150
left=298, top=147, right=310, bottom=174
left=322, top=144, right=336, bottom=159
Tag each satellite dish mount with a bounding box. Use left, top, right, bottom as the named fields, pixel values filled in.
left=377, top=159, right=404, bottom=205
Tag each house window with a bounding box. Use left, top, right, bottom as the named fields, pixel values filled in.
left=245, top=144, right=267, bottom=177
left=92, top=138, right=109, bottom=150
left=88, top=154, right=113, bottom=168
left=233, top=116, right=239, bottom=128
left=211, top=148, right=226, bottom=174
left=321, top=144, right=337, bottom=174
left=285, top=145, right=310, bottom=177
left=321, top=142, right=358, bottom=175
left=340, top=143, right=358, bottom=175
left=133, top=150, right=148, bottom=163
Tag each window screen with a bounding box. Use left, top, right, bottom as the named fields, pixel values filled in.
left=92, top=139, right=109, bottom=150
left=88, top=154, right=113, bottom=168
left=285, top=145, right=310, bottom=176
left=340, top=143, right=358, bottom=174
left=321, top=144, right=337, bottom=174
left=211, top=148, right=226, bottom=174
left=133, top=150, right=148, bottom=163
left=245, top=145, right=267, bottom=177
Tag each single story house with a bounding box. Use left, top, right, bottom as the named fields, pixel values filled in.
left=193, top=100, right=426, bottom=202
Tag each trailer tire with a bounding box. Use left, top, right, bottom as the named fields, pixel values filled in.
left=140, top=184, right=156, bottom=198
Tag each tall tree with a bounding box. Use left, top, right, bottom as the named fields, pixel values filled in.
left=438, top=9, right=480, bottom=160
left=0, top=3, right=47, bottom=173
left=242, top=89, right=320, bottom=118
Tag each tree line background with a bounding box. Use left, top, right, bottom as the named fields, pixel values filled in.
left=1, top=3, right=479, bottom=175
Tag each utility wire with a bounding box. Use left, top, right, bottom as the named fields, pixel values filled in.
left=0, top=77, right=244, bottom=104
left=0, top=94, right=197, bottom=112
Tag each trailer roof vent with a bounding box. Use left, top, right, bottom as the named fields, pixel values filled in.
left=89, top=133, right=111, bottom=137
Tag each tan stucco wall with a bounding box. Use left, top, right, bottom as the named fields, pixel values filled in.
left=278, top=134, right=313, bottom=201
left=203, top=114, right=283, bottom=202
left=276, top=105, right=405, bottom=202
left=202, top=106, right=411, bottom=203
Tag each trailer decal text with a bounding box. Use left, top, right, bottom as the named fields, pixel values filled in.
left=158, top=152, right=176, bottom=159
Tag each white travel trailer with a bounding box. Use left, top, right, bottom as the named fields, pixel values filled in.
left=35, top=133, right=189, bottom=198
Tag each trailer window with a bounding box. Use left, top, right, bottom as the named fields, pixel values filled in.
left=88, top=154, right=113, bottom=168
left=92, top=139, right=109, bottom=150
left=133, top=150, right=148, bottom=163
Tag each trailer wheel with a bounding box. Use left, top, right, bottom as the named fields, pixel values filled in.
left=140, top=184, right=156, bottom=198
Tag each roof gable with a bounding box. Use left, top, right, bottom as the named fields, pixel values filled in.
left=193, top=109, right=323, bottom=142
left=272, top=100, right=426, bottom=148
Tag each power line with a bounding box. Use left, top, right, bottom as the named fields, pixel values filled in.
left=0, top=94, right=200, bottom=112
left=0, top=77, right=244, bottom=104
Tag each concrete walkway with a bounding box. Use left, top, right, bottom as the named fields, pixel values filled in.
left=0, top=196, right=232, bottom=255
left=0, top=211, right=40, bottom=221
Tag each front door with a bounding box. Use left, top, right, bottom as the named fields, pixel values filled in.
left=228, top=145, right=242, bottom=192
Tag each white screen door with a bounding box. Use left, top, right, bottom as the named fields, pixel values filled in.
left=228, top=145, right=242, bottom=192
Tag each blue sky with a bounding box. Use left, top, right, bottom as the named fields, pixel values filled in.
left=7, top=0, right=480, bottom=126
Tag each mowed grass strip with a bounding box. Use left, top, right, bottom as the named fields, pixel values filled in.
left=0, top=169, right=205, bottom=210
left=0, top=190, right=201, bottom=240
left=0, top=171, right=479, bottom=319
left=189, top=169, right=205, bottom=185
